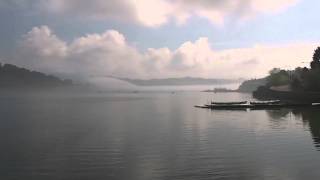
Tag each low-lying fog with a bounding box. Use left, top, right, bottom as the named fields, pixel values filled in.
left=88, top=77, right=241, bottom=92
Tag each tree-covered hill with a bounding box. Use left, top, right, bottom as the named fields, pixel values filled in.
left=0, top=63, right=72, bottom=89
left=237, top=78, right=267, bottom=92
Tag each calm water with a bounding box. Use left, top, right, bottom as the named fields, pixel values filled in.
left=1, top=92, right=320, bottom=180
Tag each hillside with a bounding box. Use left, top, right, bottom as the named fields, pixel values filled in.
left=0, top=63, right=73, bottom=89
left=237, top=78, right=267, bottom=92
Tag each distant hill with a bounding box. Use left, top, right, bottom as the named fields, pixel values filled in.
left=237, top=78, right=266, bottom=92
left=115, top=76, right=243, bottom=86
left=0, top=63, right=73, bottom=89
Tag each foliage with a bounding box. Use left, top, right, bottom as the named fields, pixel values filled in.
left=300, top=69, right=320, bottom=91
left=237, top=78, right=266, bottom=92
left=264, top=47, right=320, bottom=92
left=0, top=63, right=73, bottom=89
left=266, top=69, right=290, bottom=87
left=311, top=47, right=320, bottom=69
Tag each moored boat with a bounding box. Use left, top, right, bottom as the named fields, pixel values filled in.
left=250, top=100, right=280, bottom=105
left=211, top=101, right=247, bottom=105
left=206, top=104, right=253, bottom=109
left=195, top=101, right=320, bottom=110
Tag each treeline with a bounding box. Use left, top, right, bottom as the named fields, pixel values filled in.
left=237, top=78, right=266, bottom=92
left=0, top=63, right=72, bottom=89
left=265, top=47, right=320, bottom=92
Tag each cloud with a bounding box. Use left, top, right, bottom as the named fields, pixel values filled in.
left=251, top=0, right=299, bottom=13
left=2, top=0, right=299, bottom=27
left=42, top=0, right=136, bottom=23
left=11, top=26, right=317, bottom=86
left=188, top=0, right=300, bottom=24
left=15, top=26, right=144, bottom=80
left=17, top=26, right=67, bottom=74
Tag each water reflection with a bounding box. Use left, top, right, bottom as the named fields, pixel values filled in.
left=2, top=92, right=320, bottom=179
left=210, top=107, right=320, bottom=151
left=295, top=109, right=320, bottom=150
left=266, top=108, right=320, bottom=150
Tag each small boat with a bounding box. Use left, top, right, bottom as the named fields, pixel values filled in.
left=250, top=100, right=281, bottom=105
left=211, top=101, right=247, bottom=105
left=206, top=104, right=253, bottom=109
left=195, top=100, right=320, bottom=110
left=194, top=105, right=210, bottom=108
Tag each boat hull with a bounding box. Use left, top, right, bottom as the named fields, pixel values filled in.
left=195, top=103, right=320, bottom=110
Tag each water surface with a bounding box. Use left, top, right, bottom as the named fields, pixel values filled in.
left=1, top=92, right=320, bottom=180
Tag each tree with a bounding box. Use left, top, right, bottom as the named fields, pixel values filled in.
left=267, top=70, right=290, bottom=87
left=311, top=47, right=320, bottom=69
left=291, top=77, right=302, bottom=90
left=269, top=68, right=281, bottom=75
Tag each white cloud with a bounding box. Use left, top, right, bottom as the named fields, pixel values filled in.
left=42, top=0, right=136, bottom=23
left=17, top=26, right=67, bottom=74
left=13, top=26, right=317, bottom=85
left=15, top=26, right=145, bottom=80
left=4, top=0, right=297, bottom=27
left=251, top=0, right=299, bottom=13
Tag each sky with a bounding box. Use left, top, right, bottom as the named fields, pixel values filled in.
left=0, top=0, right=320, bottom=82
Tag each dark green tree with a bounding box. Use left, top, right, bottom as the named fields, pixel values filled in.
left=311, top=47, right=320, bottom=69
left=266, top=70, right=290, bottom=87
